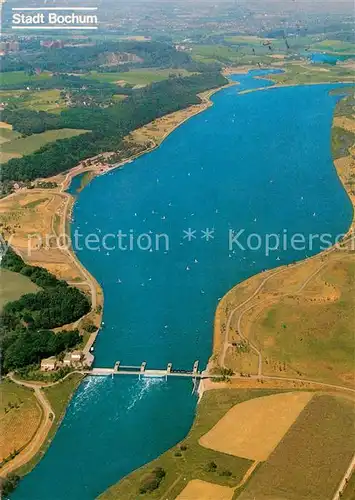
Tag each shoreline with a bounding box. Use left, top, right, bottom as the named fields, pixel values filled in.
left=238, top=79, right=355, bottom=95
left=3, top=66, right=353, bottom=480
left=0, top=78, right=236, bottom=364
left=211, top=110, right=354, bottom=389
left=1, top=76, right=240, bottom=478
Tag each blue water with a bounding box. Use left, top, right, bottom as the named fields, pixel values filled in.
left=309, top=52, right=353, bottom=65
left=66, top=172, right=86, bottom=196
left=14, top=70, right=353, bottom=500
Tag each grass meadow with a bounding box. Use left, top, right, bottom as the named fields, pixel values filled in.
left=1, top=128, right=89, bottom=158
left=0, top=269, right=40, bottom=311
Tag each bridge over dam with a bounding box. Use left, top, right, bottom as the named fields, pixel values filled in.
left=88, top=361, right=209, bottom=380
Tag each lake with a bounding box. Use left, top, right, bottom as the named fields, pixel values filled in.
left=13, top=70, right=353, bottom=499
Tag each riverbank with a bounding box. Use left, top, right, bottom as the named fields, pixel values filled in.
left=97, top=78, right=355, bottom=500
left=0, top=77, right=235, bottom=338
left=1, top=373, right=84, bottom=479
left=212, top=105, right=354, bottom=388
left=0, top=76, right=238, bottom=478
left=2, top=68, right=354, bottom=494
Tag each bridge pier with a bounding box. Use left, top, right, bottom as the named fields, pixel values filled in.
left=193, top=360, right=199, bottom=376
left=166, top=363, right=172, bottom=380
left=139, top=361, right=147, bottom=379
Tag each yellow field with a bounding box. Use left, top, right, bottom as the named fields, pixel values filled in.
left=0, top=380, right=42, bottom=462
left=199, top=392, right=313, bottom=461
left=176, top=479, right=235, bottom=500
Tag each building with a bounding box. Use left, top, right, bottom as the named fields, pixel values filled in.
left=40, top=40, right=64, bottom=49
left=71, top=351, right=83, bottom=363
left=63, top=353, right=72, bottom=366
left=0, top=41, right=20, bottom=53
left=41, top=357, right=57, bottom=371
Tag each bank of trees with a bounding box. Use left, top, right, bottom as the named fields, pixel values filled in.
left=2, top=72, right=227, bottom=182
left=2, top=248, right=90, bottom=330
left=0, top=248, right=90, bottom=372
left=1, top=41, right=191, bottom=74
left=2, top=328, right=81, bottom=372
left=1, top=108, right=62, bottom=135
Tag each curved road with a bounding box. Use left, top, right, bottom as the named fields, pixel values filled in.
left=1, top=375, right=55, bottom=477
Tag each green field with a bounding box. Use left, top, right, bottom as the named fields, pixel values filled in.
left=0, top=89, right=66, bottom=114
left=0, top=269, right=40, bottom=310
left=332, top=127, right=355, bottom=159
left=0, top=71, right=52, bottom=87
left=237, top=395, right=355, bottom=500
left=1, top=128, right=89, bottom=158
left=270, top=64, right=355, bottom=85
left=253, top=258, right=355, bottom=386
left=191, top=44, right=274, bottom=66
left=100, top=389, right=290, bottom=500
left=112, top=94, right=127, bottom=102
left=83, top=68, right=194, bottom=86
left=225, top=35, right=275, bottom=46
left=43, top=374, right=83, bottom=417
left=333, top=88, right=355, bottom=117
left=0, top=127, right=21, bottom=144
left=312, top=40, right=355, bottom=55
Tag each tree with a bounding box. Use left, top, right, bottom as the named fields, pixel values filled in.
left=205, top=461, right=217, bottom=472
left=0, top=473, right=20, bottom=496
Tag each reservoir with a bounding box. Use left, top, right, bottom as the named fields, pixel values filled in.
left=13, top=70, right=353, bottom=499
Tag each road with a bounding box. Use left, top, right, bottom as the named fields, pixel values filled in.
left=220, top=253, right=336, bottom=374
left=331, top=453, right=355, bottom=500
left=0, top=375, right=55, bottom=478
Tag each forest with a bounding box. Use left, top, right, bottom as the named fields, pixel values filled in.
left=1, top=41, right=192, bottom=73
left=0, top=247, right=90, bottom=372
left=2, top=71, right=227, bottom=181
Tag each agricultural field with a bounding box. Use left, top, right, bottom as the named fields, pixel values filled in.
left=0, top=269, right=40, bottom=310
left=0, top=126, right=21, bottom=144
left=100, top=389, right=293, bottom=500
left=237, top=394, right=355, bottom=500
left=191, top=44, right=273, bottom=66
left=112, top=94, right=127, bottom=102
left=199, top=392, right=313, bottom=461
left=82, top=68, right=194, bottom=86
left=1, top=128, right=89, bottom=158
left=0, top=380, right=42, bottom=463
left=0, top=89, right=66, bottom=114
left=224, top=35, right=276, bottom=46
left=0, top=190, right=84, bottom=283
left=0, top=71, right=52, bottom=87
left=269, top=63, right=355, bottom=85
left=311, top=39, right=355, bottom=55
left=176, top=479, right=234, bottom=500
